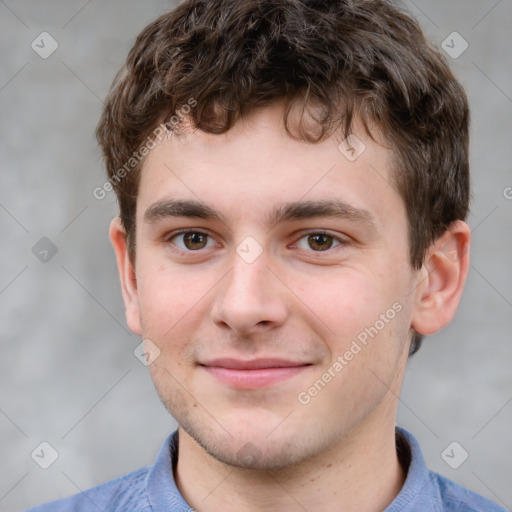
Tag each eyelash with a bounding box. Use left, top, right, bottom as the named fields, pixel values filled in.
left=165, top=229, right=347, bottom=255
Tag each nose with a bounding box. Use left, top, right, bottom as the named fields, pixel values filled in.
left=210, top=252, right=289, bottom=335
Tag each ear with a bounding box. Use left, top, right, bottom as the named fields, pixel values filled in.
left=109, top=217, right=142, bottom=335
left=411, top=220, right=471, bottom=335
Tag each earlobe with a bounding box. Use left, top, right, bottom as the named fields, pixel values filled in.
left=411, top=220, right=471, bottom=336
left=109, top=217, right=142, bottom=335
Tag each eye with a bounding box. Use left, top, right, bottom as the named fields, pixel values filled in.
left=294, top=232, right=343, bottom=252
left=168, top=230, right=216, bottom=251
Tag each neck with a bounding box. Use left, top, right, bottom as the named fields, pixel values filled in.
left=174, top=418, right=406, bottom=512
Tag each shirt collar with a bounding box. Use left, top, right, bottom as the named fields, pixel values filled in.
left=147, top=430, right=192, bottom=511
left=384, top=427, right=441, bottom=511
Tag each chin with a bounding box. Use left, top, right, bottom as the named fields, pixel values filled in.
left=190, top=426, right=313, bottom=471
left=155, top=381, right=345, bottom=470
left=176, top=408, right=334, bottom=471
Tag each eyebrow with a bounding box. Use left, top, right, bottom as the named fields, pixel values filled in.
left=266, top=199, right=376, bottom=229
left=144, top=199, right=224, bottom=224
left=143, top=198, right=377, bottom=229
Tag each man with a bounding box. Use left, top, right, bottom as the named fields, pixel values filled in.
left=27, top=0, right=506, bottom=510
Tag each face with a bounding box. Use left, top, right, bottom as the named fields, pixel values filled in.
left=122, top=104, right=421, bottom=470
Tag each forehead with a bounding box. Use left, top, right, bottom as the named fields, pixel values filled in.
left=136, top=105, right=402, bottom=229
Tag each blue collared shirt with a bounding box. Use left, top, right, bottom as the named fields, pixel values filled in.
left=25, top=427, right=507, bottom=511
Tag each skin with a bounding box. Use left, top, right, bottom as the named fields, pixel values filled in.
left=110, top=102, right=471, bottom=511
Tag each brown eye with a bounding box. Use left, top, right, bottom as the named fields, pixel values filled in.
left=183, top=232, right=208, bottom=250
left=307, top=233, right=334, bottom=251
left=169, top=231, right=214, bottom=251
left=294, top=232, right=343, bottom=252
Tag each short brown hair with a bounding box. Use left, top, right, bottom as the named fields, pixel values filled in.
left=96, top=0, right=470, bottom=354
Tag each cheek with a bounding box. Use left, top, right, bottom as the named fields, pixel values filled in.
left=296, top=264, right=412, bottom=373
left=136, top=258, right=205, bottom=330
left=296, top=268, right=391, bottom=338
left=138, top=281, right=186, bottom=334
left=135, top=261, right=218, bottom=369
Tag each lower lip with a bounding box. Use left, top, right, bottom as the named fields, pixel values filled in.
left=202, top=366, right=309, bottom=389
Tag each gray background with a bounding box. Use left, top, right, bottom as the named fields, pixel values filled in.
left=1, top=1, right=511, bottom=510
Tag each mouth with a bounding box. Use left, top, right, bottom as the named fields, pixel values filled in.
left=199, top=358, right=313, bottom=389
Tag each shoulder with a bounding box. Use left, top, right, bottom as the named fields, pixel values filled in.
left=23, top=431, right=181, bottom=512
left=23, top=465, right=152, bottom=512
left=431, top=471, right=508, bottom=512
left=393, top=428, right=507, bottom=512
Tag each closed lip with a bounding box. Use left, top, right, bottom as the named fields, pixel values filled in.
left=199, top=358, right=312, bottom=389
left=199, top=358, right=312, bottom=370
